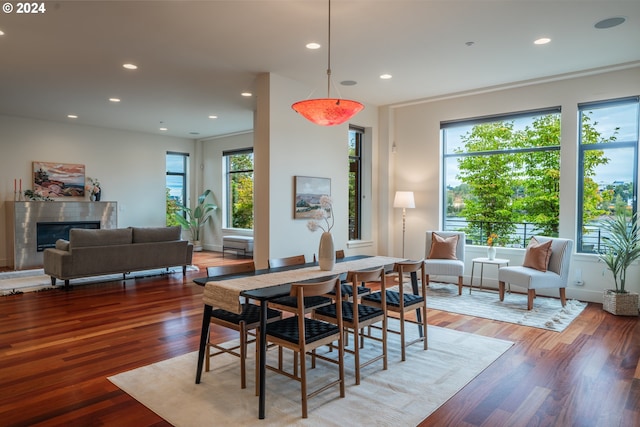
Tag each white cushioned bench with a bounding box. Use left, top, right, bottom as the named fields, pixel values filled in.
left=222, top=235, right=254, bottom=257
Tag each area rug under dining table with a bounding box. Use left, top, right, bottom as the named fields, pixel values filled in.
left=109, top=322, right=513, bottom=426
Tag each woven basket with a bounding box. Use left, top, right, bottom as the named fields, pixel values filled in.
left=603, top=290, right=639, bottom=316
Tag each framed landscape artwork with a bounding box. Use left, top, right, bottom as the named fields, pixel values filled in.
left=33, top=161, right=85, bottom=198
left=294, top=176, right=331, bottom=219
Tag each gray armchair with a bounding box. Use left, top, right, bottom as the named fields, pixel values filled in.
left=498, top=236, right=573, bottom=310
left=424, top=231, right=465, bottom=295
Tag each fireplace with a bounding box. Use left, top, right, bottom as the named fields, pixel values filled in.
left=36, top=221, right=101, bottom=251
left=6, top=201, right=117, bottom=270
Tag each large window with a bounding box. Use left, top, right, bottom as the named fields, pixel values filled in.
left=224, top=149, right=254, bottom=230
left=442, top=108, right=561, bottom=247
left=349, top=127, right=363, bottom=240
left=578, top=97, right=639, bottom=253
left=166, top=152, right=188, bottom=226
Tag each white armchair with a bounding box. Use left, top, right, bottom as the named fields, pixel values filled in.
left=424, top=231, right=465, bottom=295
left=498, top=236, right=573, bottom=310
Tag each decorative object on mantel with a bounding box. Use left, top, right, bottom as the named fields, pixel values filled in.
left=307, top=195, right=335, bottom=270
left=174, top=189, right=217, bottom=252
left=23, top=189, right=53, bottom=201
left=598, top=211, right=640, bottom=316
left=86, top=177, right=101, bottom=201
left=13, top=178, right=23, bottom=201
left=291, top=0, right=364, bottom=126
left=33, top=161, right=85, bottom=198
left=486, top=233, right=498, bottom=260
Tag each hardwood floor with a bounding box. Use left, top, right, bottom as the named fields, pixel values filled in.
left=1, top=252, right=638, bottom=426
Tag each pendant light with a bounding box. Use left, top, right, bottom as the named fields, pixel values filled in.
left=291, top=0, right=364, bottom=126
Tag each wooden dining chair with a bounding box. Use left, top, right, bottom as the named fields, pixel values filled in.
left=268, top=254, right=306, bottom=268
left=260, top=276, right=345, bottom=418
left=314, top=267, right=387, bottom=385
left=267, top=253, right=332, bottom=314
left=313, top=249, right=345, bottom=263
left=362, top=260, right=428, bottom=361
left=197, top=262, right=282, bottom=389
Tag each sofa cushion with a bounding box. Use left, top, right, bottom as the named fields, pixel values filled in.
left=132, top=226, right=181, bottom=243
left=55, top=239, right=70, bottom=251
left=69, top=228, right=133, bottom=248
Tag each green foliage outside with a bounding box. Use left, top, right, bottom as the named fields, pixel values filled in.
left=229, top=153, right=254, bottom=229
left=166, top=188, right=180, bottom=227
left=451, top=113, right=617, bottom=245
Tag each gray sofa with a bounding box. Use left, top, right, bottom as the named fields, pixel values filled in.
left=44, top=226, right=193, bottom=287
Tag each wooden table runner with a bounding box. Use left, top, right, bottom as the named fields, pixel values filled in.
left=203, top=256, right=403, bottom=313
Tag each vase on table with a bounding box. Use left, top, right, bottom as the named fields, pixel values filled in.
left=318, top=232, right=335, bottom=271
left=487, top=246, right=496, bottom=260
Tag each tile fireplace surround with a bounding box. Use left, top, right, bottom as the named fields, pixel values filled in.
left=6, top=201, right=117, bottom=270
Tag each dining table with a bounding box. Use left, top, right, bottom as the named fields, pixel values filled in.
left=194, top=255, right=413, bottom=419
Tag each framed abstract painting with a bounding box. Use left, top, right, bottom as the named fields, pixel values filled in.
left=33, top=161, right=85, bottom=198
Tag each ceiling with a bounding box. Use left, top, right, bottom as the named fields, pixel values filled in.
left=0, top=0, right=639, bottom=139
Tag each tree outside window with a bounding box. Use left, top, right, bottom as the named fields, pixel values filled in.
left=443, top=108, right=618, bottom=248
left=225, top=149, right=253, bottom=229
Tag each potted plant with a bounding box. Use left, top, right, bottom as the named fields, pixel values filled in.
left=598, top=211, right=640, bottom=316
left=174, top=189, right=217, bottom=251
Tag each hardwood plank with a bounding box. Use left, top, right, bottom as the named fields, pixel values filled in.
left=1, top=251, right=639, bottom=426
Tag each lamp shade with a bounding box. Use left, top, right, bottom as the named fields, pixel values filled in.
left=292, top=98, right=364, bottom=126
left=393, top=191, right=415, bottom=209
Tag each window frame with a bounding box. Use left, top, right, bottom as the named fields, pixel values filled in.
left=223, top=148, right=254, bottom=230
left=577, top=96, right=639, bottom=253
left=349, top=126, right=364, bottom=241
left=441, top=107, right=561, bottom=246
left=166, top=151, right=188, bottom=209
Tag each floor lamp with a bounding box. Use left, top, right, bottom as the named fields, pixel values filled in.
left=393, top=191, right=415, bottom=258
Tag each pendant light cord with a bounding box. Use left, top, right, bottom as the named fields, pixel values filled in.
left=326, top=0, right=331, bottom=98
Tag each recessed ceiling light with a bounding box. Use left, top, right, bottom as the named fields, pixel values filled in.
left=306, top=42, right=321, bottom=49
left=380, top=74, right=392, bottom=80
left=340, top=80, right=357, bottom=86
left=159, top=127, right=168, bottom=131
left=0, top=30, right=5, bottom=36
left=241, top=92, right=252, bottom=97
left=189, top=132, right=200, bottom=135
left=123, top=63, right=138, bottom=70
left=109, top=98, right=121, bottom=103
left=67, top=114, right=78, bottom=119
left=595, top=17, right=626, bottom=29
left=534, top=37, right=551, bottom=45
left=208, top=115, right=218, bottom=119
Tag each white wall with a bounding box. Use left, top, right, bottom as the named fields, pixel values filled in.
left=0, top=114, right=195, bottom=267
left=199, top=131, right=254, bottom=251
left=386, top=66, right=640, bottom=303
left=252, top=73, right=380, bottom=269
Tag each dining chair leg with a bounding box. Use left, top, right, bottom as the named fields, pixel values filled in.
left=300, top=349, right=308, bottom=418
left=400, top=310, right=406, bottom=362
left=353, top=328, right=361, bottom=385
left=422, top=305, right=428, bottom=350
left=382, top=316, right=388, bottom=371
left=239, top=321, right=247, bottom=389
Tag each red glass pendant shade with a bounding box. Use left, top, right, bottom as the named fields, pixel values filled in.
left=292, top=98, right=364, bottom=126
